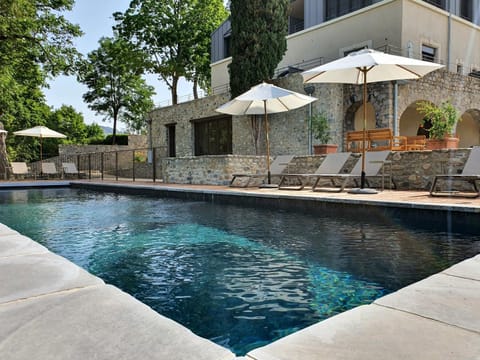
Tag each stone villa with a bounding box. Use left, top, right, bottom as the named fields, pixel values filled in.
left=149, top=0, right=480, bottom=186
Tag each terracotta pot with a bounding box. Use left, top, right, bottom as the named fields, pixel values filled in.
left=313, top=144, right=338, bottom=154
left=425, top=137, right=459, bottom=150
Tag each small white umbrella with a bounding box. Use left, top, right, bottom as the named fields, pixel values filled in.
left=302, top=49, right=444, bottom=192
left=216, top=82, right=317, bottom=185
left=14, top=125, right=67, bottom=162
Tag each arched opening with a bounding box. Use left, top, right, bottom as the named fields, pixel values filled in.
left=399, top=100, right=431, bottom=136
left=457, top=109, right=480, bottom=148
left=353, top=102, right=376, bottom=130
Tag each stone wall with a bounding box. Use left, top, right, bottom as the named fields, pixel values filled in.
left=162, top=148, right=474, bottom=191
left=162, top=155, right=267, bottom=185
left=150, top=94, right=230, bottom=157
left=149, top=70, right=480, bottom=157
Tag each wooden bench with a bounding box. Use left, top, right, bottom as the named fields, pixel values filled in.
left=368, top=128, right=406, bottom=151
left=346, top=130, right=368, bottom=152
left=346, top=128, right=407, bottom=152
left=405, top=135, right=427, bottom=150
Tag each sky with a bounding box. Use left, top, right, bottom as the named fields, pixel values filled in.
left=44, top=0, right=192, bottom=127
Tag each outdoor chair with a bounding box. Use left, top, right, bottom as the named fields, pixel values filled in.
left=8, top=162, right=35, bottom=180
left=230, top=155, right=295, bottom=187
left=278, top=152, right=352, bottom=191
left=349, top=150, right=394, bottom=190
left=430, top=146, right=480, bottom=198
left=279, top=150, right=393, bottom=192
left=41, top=162, right=59, bottom=178
left=62, top=162, right=80, bottom=178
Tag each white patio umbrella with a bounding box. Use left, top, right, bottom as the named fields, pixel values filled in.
left=216, top=82, right=317, bottom=185
left=302, top=49, right=444, bottom=193
left=14, top=125, right=67, bottom=162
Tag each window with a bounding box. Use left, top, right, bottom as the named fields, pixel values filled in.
left=325, top=0, right=375, bottom=21
left=456, top=63, right=464, bottom=75
left=421, top=45, right=436, bottom=62
left=224, top=35, right=231, bottom=58
left=340, top=40, right=372, bottom=57
left=343, top=46, right=367, bottom=57
left=460, top=0, right=473, bottom=21
left=194, top=116, right=232, bottom=156
left=166, top=124, right=176, bottom=157
left=422, top=0, right=446, bottom=10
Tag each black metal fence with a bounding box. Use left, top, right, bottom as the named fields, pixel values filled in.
left=26, top=146, right=168, bottom=182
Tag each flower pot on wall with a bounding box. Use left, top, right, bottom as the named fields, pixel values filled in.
left=313, top=144, right=338, bottom=154
left=425, top=137, right=459, bottom=150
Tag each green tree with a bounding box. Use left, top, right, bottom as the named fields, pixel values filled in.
left=0, top=0, right=82, bottom=161
left=47, top=105, right=90, bottom=143
left=85, top=123, right=105, bottom=143
left=184, top=0, right=229, bottom=97
left=114, top=0, right=227, bottom=104
left=229, top=0, right=289, bottom=97
left=0, top=0, right=81, bottom=77
left=78, top=37, right=155, bottom=144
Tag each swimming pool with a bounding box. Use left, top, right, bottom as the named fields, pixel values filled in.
left=1, top=187, right=479, bottom=355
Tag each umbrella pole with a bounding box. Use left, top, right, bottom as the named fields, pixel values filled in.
left=361, top=69, right=367, bottom=189
left=349, top=67, right=377, bottom=195
left=264, top=100, right=272, bottom=184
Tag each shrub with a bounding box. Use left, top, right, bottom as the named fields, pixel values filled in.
left=416, top=100, right=459, bottom=139
left=311, top=112, right=331, bottom=144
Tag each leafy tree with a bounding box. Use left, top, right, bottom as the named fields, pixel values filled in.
left=78, top=37, right=155, bottom=144
left=184, top=0, right=229, bottom=97
left=47, top=105, right=87, bottom=144
left=0, top=0, right=82, bottom=161
left=85, top=123, right=105, bottom=143
left=0, top=0, right=81, bottom=77
left=114, top=0, right=228, bottom=104
left=229, top=0, right=289, bottom=97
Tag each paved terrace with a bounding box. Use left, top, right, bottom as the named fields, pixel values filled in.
left=0, top=180, right=479, bottom=359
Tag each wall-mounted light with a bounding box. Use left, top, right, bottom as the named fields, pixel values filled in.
left=303, top=84, right=315, bottom=96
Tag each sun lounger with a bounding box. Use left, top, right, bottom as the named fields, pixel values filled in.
left=430, top=146, right=480, bottom=198
left=41, top=162, right=59, bottom=178
left=8, top=162, right=35, bottom=179
left=349, top=150, right=394, bottom=190
left=278, top=152, right=352, bottom=191
left=230, top=155, right=295, bottom=187
left=62, top=162, right=79, bottom=178
left=279, top=150, right=393, bottom=192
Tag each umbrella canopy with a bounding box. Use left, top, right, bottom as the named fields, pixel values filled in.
left=13, top=126, right=66, bottom=139
left=302, top=49, right=444, bottom=192
left=216, top=82, right=317, bottom=185
left=14, top=126, right=66, bottom=162
left=302, top=48, right=444, bottom=84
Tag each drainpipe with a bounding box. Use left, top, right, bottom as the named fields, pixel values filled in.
left=304, top=84, right=316, bottom=155
left=393, top=81, right=399, bottom=136
left=447, top=0, right=452, bottom=71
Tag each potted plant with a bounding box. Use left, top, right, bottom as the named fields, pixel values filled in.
left=416, top=100, right=460, bottom=150
left=311, top=111, right=337, bottom=154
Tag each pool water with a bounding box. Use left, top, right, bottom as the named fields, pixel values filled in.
left=1, top=188, right=479, bottom=355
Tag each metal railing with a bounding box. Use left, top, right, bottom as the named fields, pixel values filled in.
left=21, top=146, right=168, bottom=183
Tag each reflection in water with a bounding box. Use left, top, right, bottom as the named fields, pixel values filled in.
left=0, top=188, right=478, bottom=355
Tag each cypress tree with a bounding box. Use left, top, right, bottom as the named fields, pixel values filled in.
left=229, top=0, right=289, bottom=98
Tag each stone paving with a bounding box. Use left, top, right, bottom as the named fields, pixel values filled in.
left=0, top=180, right=479, bottom=359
